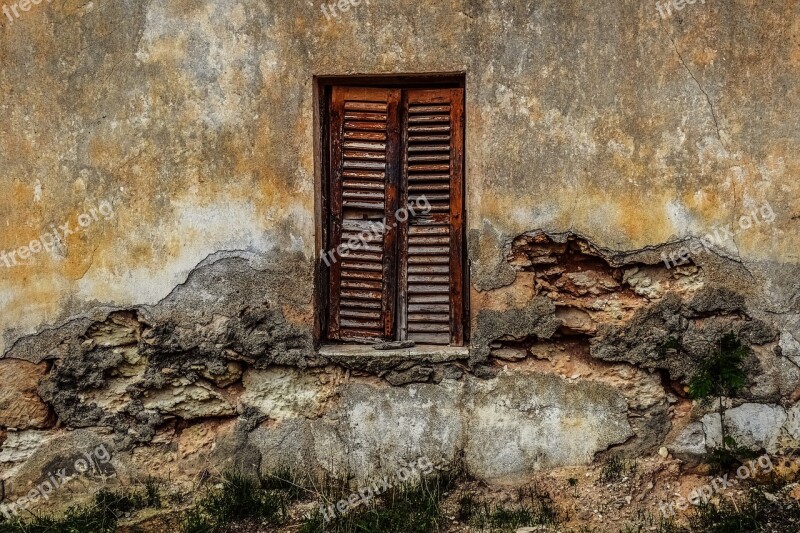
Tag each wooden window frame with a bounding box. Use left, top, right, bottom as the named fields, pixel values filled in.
left=313, top=74, right=468, bottom=348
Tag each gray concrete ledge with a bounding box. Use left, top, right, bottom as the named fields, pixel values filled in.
left=318, top=344, right=470, bottom=373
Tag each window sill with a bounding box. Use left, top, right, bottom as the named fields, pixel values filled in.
left=319, top=344, right=470, bottom=369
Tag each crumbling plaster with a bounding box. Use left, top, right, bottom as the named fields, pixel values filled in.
left=1, top=0, right=800, bottom=507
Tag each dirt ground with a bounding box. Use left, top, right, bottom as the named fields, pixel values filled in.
left=116, top=453, right=800, bottom=532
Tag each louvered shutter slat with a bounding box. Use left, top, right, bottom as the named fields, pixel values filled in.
left=328, top=88, right=401, bottom=342
left=399, top=89, right=465, bottom=346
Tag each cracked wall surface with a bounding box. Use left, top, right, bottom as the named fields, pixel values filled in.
left=3, top=228, right=798, bottom=506
left=1, top=0, right=800, bottom=512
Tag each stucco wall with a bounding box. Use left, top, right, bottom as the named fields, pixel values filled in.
left=1, top=0, right=800, bottom=511
left=1, top=0, right=798, bottom=349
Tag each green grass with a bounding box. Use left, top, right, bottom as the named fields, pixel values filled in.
left=619, top=509, right=683, bottom=533
left=616, top=484, right=800, bottom=533
left=180, top=471, right=289, bottom=532
left=300, top=472, right=455, bottom=533
left=456, top=491, right=480, bottom=523
left=456, top=484, right=565, bottom=532
left=599, top=456, right=637, bottom=483
left=0, top=479, right=163, bottom=533
left=702, top=445, right=762, bottom=476
left=687, top=487, right=800, bottom=533
left=6, top=465, right=799, bottom=533
left=2, top=466, right=451, bottom=533
left=261, top=466, right=308, bottom=501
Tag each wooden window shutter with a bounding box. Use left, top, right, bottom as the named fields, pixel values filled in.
left=398, top=88, right=465, bottom=346
left=328, top=87, right=401, bottom=342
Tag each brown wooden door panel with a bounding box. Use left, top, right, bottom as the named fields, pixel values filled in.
left=328, top=87, right=401, bottom=342
left=398, top=88, right=465, bottom=346
left=326, top=85, right=465, bottom=346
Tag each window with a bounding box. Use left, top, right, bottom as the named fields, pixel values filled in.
left=317, top=80, right=466, bottom=346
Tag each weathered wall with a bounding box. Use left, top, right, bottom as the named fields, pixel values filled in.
left=1, top=0, right=800, bottom=511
